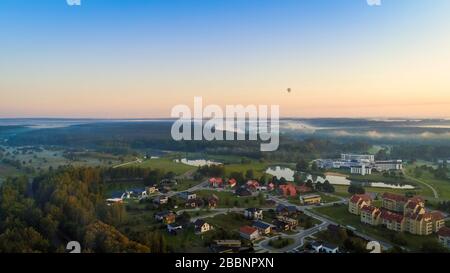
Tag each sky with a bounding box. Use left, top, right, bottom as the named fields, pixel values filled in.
left=1, top=0, right=450, bottom=119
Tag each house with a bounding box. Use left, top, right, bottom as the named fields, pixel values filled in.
left=211, top=240, right=242, bottom=253
left=300, top=194, right=322, bottom=205
left=348, top=194, right=372, bottom=215
left=246, top=180, right=260, bottom=191
left=380, top=209, right=405, bottom=232
left=311, top=242, right=323, bottom=253
left=381, top=193, right=408, bottom=213
left=228, top=178, right=237, bottom=188
left=179, top=191, right=197, bottom=201
left=167, top=223, right=183, bottom=233
left=360, top=205, right=381, bottom=226
left=145, top=186, right=158, bottom=195
left=350, top=165, right=372, bottom=176
left=276, top=216, right=298, bottom=230
left=155, top=211, right=176, bottom=224
left=209, top=177, right=223, bottom=188
left=321, top=243, right=339, bottom=253
left=311, top=242, right=339, bottom=253
left=276, top=204, right=298, bottom=216
left=106, top=192, right=125, bottom=204
left=252, top=220, right=272, bottom=235
left=185, top=198, right=204, bottom=208
left=298, top=185, right=312, bottom=193
left=244, top=208, right=263, bottom=220
left=208, top=194, right=219, bottom=209
left=239, top=226, right=260, bottom=241
left=153, top=195, right=169, bottom=205
left=273, top=220, right=290, bottom=231
left=279, top=183, right=297, bottom=197
left=129, top=188, right=149, bottom=200
left=236, top=187, right=252, bottom=197
left=438, top=227, right=450, bottom=249
left=194, top=219, right=213, bottom=234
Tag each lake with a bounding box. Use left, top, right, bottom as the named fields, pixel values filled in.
left=175, top=158, right=222, bottom=167
left=265, top=166, right=415, bottom=190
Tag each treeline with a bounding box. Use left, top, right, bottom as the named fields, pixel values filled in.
left=391, top=145, right=450, bottom=161
left=0, top=166, right=179, bottom=253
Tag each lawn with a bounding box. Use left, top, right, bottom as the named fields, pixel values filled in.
left=268, top=237, right=294, bottom=249
left=311, top=204, right=439, bottom=251
left=223, top=161, right=273, bottom=178
left=195, top=190, right=270, bottom=208
left=204, top=212, right=253, bottom=230
left=172, top=180, right=202, bottom=192
left=133, top=157, right=196, bottom=175
left=405, top=164, right=450, bottom=201
left=333, top=184, right=423, bottom=198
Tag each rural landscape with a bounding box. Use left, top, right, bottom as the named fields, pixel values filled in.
left=1, top=0, right=450, bottom=257
left=1, top=118, right=450, bottom=253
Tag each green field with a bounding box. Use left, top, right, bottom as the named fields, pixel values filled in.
left=204, top=212, right=252, bottom=230
left=195, top=190, right=270, bottom=208
left=133, top=157, right=196, bottom=175
left=405, top=164, right=450, bottom=201
left=311, top=204, right=440, bottom=251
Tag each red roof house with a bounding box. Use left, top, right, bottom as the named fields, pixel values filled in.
left=209, top=177, right=223, bottom=188
left=228, top=178, right=237, bottom=188
left=279, top=183, right=297, bottom=197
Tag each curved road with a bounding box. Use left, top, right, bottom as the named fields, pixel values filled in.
left=404, top=174, right=439, bottom=199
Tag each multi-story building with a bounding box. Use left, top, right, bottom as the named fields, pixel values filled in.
left=341, top=153, right=375, bottom=163
left=360, top=205, right=381, bottom=226
left=438, top=227, right=450, bottom=249
left=374, top=160, right=403, bottom=172
left=350, top=165, right=372, bottom=176
left=353, top=193, right=445, bottom=236
left=381, top=193, right=409, bottom=213
left=348, top=194, right=372, bottom=215
left=380, top=210, right=405, bottom=232
left=405, top=211, right=445, bottom=236
left=299, top=194, right=322, bottom=205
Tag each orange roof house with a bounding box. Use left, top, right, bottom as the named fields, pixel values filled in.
left=298, top=184, right=312, bottom=193
left=246, top=180, right=260, bottom=191
left=279, top=183, right=297, bottom=197
left=228, top=178, right=237, bottom=188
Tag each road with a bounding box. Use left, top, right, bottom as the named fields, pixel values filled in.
left=404, top=174, right=439, bottom=199
left=263, top=194, right=393, bottom=252
left=113, top=157, right=142, bottom=169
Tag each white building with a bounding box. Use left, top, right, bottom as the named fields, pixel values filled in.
left=374, top=160, right=403, bottom=172
left=351, top=165, right=372, bottom=176
left=341, top=153, right=375, bottom=163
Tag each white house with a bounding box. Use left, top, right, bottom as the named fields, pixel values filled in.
left=244, top=208, right=263, bottom=220
left=194, top=219, right=213, bottom=234
left=179, top=191, right=197, bottom=201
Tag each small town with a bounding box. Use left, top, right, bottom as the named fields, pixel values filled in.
left=103, top=153, right=450, bottom=254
